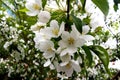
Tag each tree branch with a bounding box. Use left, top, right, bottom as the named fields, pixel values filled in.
left=65, top=0, right=70, bottom=31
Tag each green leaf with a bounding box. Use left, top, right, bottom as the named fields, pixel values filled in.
left=92, top=0, right=109, bottom=16
left=42, top=0, right=47, bottom=9
left=80, top=0, right=86, bottom=12
left=89, top=45, right=110, bottom=74
left=114, top=4, right=118, bottom=11
left=82, top=46, right=93, bottom=67
left=51, top=10, right=66, bottom=23
left=71, top=14, right=82, bottom=33
left=18, top=8, right=28, bottom=12
left=80, top=0, right=84, bottom=6
left=82, top=16, right=90, bottom=25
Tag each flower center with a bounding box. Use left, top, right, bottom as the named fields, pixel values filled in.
left=47, top=47, right=53, bottom=53
left=65, top=63, right=71, bottom=69
left=33, top=4, right=40, bottom=10
left=68, top=37, right=74, bottom=45
left=52, top=28, right=59, bottom=36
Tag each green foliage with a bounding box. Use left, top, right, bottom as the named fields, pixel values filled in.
left=42, top=0, right=47, bottom=9
left=0, top=41, right=9, bottom=59
left=80, top=0, right=86, bottom=12
left=82, top=16, right=90, bottom=25
left=0, top=63, right=8, bottom=75
left=71, top=14, right=82, bottom=33
left=51, top=10, right=66, bottom=23
left=18, top=8, right=28, bottom=12
left=113, top=0, right=120, bottom=11
left=92, top=0, right=109, bottom=16
left=89, top=45, right=110, bottom=74
left=82, top=46, right=93, bottom=67
left=114, top=4, right=119, bottom=11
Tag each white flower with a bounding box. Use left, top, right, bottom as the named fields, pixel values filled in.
left=59, top=60, right=81, bottom=77
left=44, top=59, right=51, bottom=67
left=104, top=37, right=117, bottom=49
left=34, top=21, right=64, bottom=50
left=80, top=25, right=95, bottom=42
left=30, top=22, right=46, bottom=32
left=57, top=73, right=68, bottom=80
left=38, top=11, right=51, bottom=23
left=44, top=59, right=55, bottom=70
left=34, top=27, right=52, bottom=43
left=46, top=20, right=65, bottom=38
left=60, top=53, right=71, bottom=62
left=4, top=41, right=12, bottom=49
left=109, top=59, right=120, bottom=70
left=90, top=14, right=105, bottom=31
left=25, top=0, right=42, bottom=16
left=39, top=40, right=56, bottom=59
left=59, top=25, right=85, bottom=56
left=33, top=30, right=51, bottom=49
left=87, top=68, right=98, bottom=76
left=45, top=0, right=67, bottom=11
left=84, top=0, right=105, bottom=31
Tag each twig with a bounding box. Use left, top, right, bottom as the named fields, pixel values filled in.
left=65, top=0, right=70, bottom=31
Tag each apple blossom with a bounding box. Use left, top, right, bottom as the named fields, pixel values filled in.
left=39, top=40, right=56, bottom=59
left=46, top=20, right=65, bottom=38
left=109, top=59, right=120, bottom=70
left=59, top=59, right=81, bottom=77
left=25, top=0, right=42, bottom=16
left=58, top=25, right=85, bottom=56
left=30, top=22, right=46, bottom=32
left=33, top=30, right=51, bottom=50
left=38, top=11, right=51, bottom=23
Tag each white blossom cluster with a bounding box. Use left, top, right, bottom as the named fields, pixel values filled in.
left=1, top=0, right=120, bottom=79
left=25, top=0, right=95, bottom=77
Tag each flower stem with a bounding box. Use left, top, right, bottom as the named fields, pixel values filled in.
left=82, top=0, right=86, bottom=12
left=65, top=0, right=70, bottom=31
left=67, top=0, right=70, bottom=20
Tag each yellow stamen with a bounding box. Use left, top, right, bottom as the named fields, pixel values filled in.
left=47, top=48, right=53, bottom=53
left=68, top=37, right=74, bottom=45
left=65, top=63, right=71, bottom=69
left=33, top=4, right=40, bottom=10
left=52, top=28, right=59, bottom=36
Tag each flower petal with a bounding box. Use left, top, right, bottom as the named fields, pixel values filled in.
left=65, top=67, right=73, bottom=77
left=71, top=60, right=81, bottom=72
left=43, top=52, right=55, bottom=59
left=50, top=20, right=59, bottom=28
left=60, top=62, right=69, bottom=67
left=44, top=59, right=51, bottom=67
left=38, top=11, right=51, bottom=23
left=58, top=22, right=65, bottom=36
left=81, top=35, right=95, bottom=41
left=60, top=53, right=71, bottom=62
left=82, top=25, right=90, bottom=34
